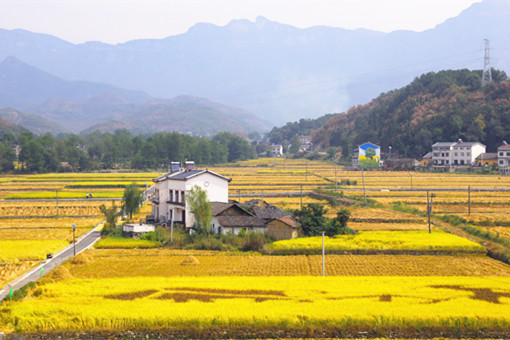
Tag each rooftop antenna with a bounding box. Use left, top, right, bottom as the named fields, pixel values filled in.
left=482, top=38, right=492, bottom=87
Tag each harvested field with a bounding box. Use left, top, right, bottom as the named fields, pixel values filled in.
left=65, top=249, right=510, bottom=278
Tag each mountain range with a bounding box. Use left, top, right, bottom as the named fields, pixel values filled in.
left=0, top=0, right=509, bottom=130
left=0, top=57, right=270, bottom=135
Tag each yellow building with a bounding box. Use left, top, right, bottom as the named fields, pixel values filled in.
left=476, top=153, right=498, bottom=167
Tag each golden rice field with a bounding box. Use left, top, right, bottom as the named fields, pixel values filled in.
left=348, top=221, right=432, bottom=231
left=347, top=207, right=426, bottom=222
left=1, top=275, right=509, bottom=335
left=0, top=261, right=37, bottom=287
left=95, top=237, right=162, bottom=249
left=0, top=240, right=69, bottom=262
left=0, top=217, right=101, bottom=230
left=4, top=190, right=123, bottom=199
left=268, top=230, right=485, bottom=255
left=66, top=249, right=510, bottom=278
left=0, top=228, right=89, bottom=241
left=0, top=200, right=109, bottom=217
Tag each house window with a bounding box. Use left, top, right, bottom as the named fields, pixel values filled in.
left=467, top=152, right=470, bottom=156
left=454, top=152, right=458, bottom=156
left=181, top=191, right=185, bottom=203
left=507, top=152, right=510, bottom=156
left=500, top=160, right=504, bottom=165
left=169, top=190, right=173, bottom=202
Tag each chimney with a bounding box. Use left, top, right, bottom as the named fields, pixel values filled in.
left=170, top=162, right=180, bottom=173
left=457, top=138, right=463, bottom=143
left=185, top=161, right=195, bottom=171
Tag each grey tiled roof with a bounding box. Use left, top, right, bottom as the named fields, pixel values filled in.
left=154, top=169, right=231, bottom=183
left=216, top=215, right=266, bottom=228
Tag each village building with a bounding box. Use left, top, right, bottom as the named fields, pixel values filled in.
left=271, top=144, right=283, bottom=157
left=267, top=215, right=301, bottom=240
left=210, top=199, right=300, bottom=239
left=451, top=140, right=486, bottom=166
left=419, top=152, right=433, bottom=168
left=150, top=161, right=231, bottom=229
left=353, top=142, right=380, bottom=168
left=431, top=142, right=456, bottom=167
left=498, top=142, right=510, bottom=175
left=432, top=140, right=486, bottom=168
left=475, top=153, right=498, bottom=167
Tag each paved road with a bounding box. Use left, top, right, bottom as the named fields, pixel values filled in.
left=0, top=223, right=102, bottom=302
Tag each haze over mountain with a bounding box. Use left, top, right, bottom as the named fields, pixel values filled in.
left=0, top=1, right=509, bottom=125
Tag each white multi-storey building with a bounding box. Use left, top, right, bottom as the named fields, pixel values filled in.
left=432, top=140, right=486, bottom=167
left=498, top=142, right=510, bottom=175
left=150, top=162, right=231, bottom=229
left=451, top=140, right=486, bottom=166
left=431, top=142, right=456, bottom=166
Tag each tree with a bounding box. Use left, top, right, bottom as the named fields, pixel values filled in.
left=326, top=209, right=353, bottom=237
left=185, top=185, right=212, bottom=234
left=122, top=182, right=144, bottom=219
left=289, top=134, right=301, bottom=154
left=293, top=203, right=328, bottom=236
left=99, top=201, right=121, bottom=235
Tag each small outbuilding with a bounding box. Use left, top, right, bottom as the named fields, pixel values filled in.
left=266, top=215, right=301, bottom=240
left=122, top=224, right=155, bottom=238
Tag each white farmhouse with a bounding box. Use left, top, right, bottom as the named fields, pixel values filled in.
left=451, top=140, right=486, bottom=166
left=432, top=142, right=456, bottom=166
left=432, top=140, right=486, bottom=168
left=150, top=162, right=231, bottom=229
left=498, top=142, right=510, bottom=175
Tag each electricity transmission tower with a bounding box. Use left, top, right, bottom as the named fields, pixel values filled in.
left=482, top=39, right=492, bottom=87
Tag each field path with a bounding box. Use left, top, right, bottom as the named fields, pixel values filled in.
left=0, top=222, right=103, bottom=302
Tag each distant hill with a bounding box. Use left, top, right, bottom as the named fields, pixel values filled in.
left=312, top=69, right=509, bottom=158
left=0, top=58, right=269, bottom=135
left=0, top=1, right=509, bottom=124
left=0, top=116, right=29, bottom=136
left=0, top=56, right=149, bottom=109
left=83, top=96, right=271, bottom=136
left=0, top=108, right=68, bottom=135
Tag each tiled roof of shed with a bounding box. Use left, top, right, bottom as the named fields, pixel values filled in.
left=216, top=216, right=266, bottom=228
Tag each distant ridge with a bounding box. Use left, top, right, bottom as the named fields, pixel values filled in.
left=0, top=108, right=67, bottom=135
left=0, top=57, right=269, bottom=135
left=0, top=115, right=30, bottom=135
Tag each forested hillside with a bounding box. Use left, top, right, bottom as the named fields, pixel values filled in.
left=313, top=69, right=509, bottom=158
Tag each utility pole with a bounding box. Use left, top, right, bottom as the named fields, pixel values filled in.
left=361, top=168, right=367, bottom=204
left=322, top=231, right=326, bottom=277
left=335, top=162, right=337, bottom=190
left=482, top=39, right=492, bottom=87
left=56, top=189, right=59, bottom=217
left=468, top=185, right=471, bottom=215
left=300, top=184, right=303, bottom=210
left=71, top=224, right=77, bottom=256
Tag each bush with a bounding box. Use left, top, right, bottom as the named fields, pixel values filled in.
left=241, top=232, right=270, bottom=252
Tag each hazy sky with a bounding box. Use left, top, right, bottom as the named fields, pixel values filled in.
left=0, top=0, right=482, bottom=45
